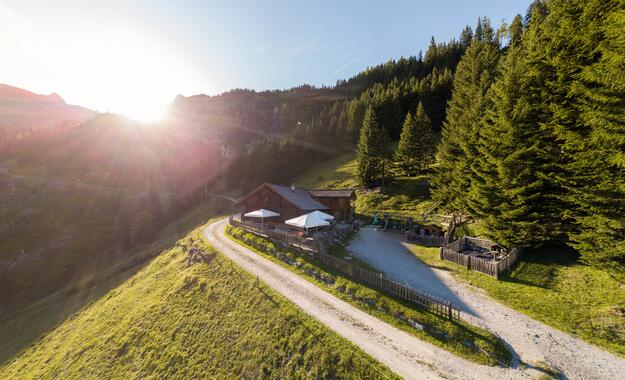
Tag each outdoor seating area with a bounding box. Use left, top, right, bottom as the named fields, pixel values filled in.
left=233, top=182, right=358, bottom=241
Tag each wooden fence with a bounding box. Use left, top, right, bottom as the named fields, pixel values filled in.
left=497, top=247, right=522, bottom=274
left=406, top=233, right=447, bottom=247
left=439, top=237, right=522, bottom=279
left=230, top=217, right=460, bottom=320
left=440, top=247, right=469, bottom=267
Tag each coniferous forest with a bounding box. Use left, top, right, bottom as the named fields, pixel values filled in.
left=433, top=0, right=625, bottom=277
left=4, top=0, right=622, bottom=278
left=219, top=0, right=625, bottom=278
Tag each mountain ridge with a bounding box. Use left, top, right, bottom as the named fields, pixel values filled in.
left=0, top=83, right=95, bottom=129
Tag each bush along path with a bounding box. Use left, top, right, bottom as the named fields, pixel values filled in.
left=203, top=218, right=543, bottom=380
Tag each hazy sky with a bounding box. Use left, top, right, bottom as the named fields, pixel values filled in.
left=0, top=0, right=529, bottom=119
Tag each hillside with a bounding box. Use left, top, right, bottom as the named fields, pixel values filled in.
left=0, top=193, right=221, bottom=365
left=294, top=150, right=436, bottom=218
left=0, top=84, right=95, bottom=130
left=1, top=110, right=234, bottom=316
left=0, top=223, right=395, bottom=379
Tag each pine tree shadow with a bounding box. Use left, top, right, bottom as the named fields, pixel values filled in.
left=347, top=227, right=473, bottom=314
left=498, top=243, right=580, bottom=290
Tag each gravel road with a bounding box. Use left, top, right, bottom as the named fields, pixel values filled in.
left=346, top=227, right=625, bottom=380
left=204, top=218, right=539, bottom=380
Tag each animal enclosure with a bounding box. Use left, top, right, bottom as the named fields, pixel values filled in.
left=440, top=236, right=521, bottom=279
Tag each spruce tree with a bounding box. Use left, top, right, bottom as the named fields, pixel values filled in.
left=508, top=14, right=523, bottom=48
left=539, top=0, right=625, bottom=272
left=432, top=17, right=501, bottom=212
left=395, top=112, right=418, bottom=176
left=469, top=41, right=565, bottom=247
left=414, top=103, right=436, bottom=173
left=395, top=102, right=434, bottom=176
left=357, top=106, right=390, bottom=187
left=347, top=100, right=366, bottom=143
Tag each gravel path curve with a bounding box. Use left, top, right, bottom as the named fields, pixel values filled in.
left=346, top=227, right=625, bottom=380
left=204, top=218, right=537, bottom=380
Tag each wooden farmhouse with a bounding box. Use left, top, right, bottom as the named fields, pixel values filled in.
left=237, top=183, right=355, bottom=223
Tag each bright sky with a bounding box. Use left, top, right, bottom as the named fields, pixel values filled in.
left=0, top=0, right=529, bottom=120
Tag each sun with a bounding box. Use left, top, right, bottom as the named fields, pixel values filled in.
left=9, top=24, right=195, bottom=124
left=120, top=101, right=167, bottom=122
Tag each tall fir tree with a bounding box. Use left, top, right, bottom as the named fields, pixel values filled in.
left=538, top=0, right=625, bottom=272
left=468, top=39, right=565, bottom=247
left=395, top=102, right=435, bottom=176
left=508, top=14, right=524, bottom=48
left=432, top=17, right=501, bottom=212
left=347, top=100, right=366, bottom=143
left=357, top=106, right=390, bottom=187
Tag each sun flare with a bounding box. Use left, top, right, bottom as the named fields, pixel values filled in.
left=0, top=4, right=202, bottom=119
left=120, top=101, right=167, bottom=122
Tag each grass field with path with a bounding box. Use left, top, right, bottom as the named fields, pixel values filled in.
left=0, top=224, right=397, bottom=379
left=226, top=225, right=512, bottom=366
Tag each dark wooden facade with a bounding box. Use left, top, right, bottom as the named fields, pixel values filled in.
left=238, top=185, right=300, bottom=223
left=310, top=192, right=355, bottom=222
left=237, top=184, right=355, bottom=224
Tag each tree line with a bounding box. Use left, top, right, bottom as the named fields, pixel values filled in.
left=227, top=29, right=469, bottom=192
left=432, top=0, right=625, bottom=276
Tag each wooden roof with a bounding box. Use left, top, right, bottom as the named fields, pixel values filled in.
left=307, top=189, right=355, bottom=198
left=238, top=183, right=329, bottom=211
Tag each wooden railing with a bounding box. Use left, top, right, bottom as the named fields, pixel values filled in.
left=229, top=218, right=314, bottom=250
left=468, top=255, right=498, bottom=277
left=464, top=236, right=497, bottom=250
left=497, top=248, right=522, bottom=274
left=229, top=217, right=460, bottom=320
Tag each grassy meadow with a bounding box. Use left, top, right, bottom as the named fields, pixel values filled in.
left=408, top=244, right=625, bottom=357
left=0, top=187, right=219, bottom=366
left=294, top=151, right=437, bottom=218
left=0, top=225, right=397, bottom=379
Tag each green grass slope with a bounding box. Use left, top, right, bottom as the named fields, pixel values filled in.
left=294, top=151, right=435, bottom=217
left=0, top=189, right=218, bottom=366
left=0, top=226, right=396, bottom=379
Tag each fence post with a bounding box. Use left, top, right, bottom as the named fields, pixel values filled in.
left=466, top=255, right=471, bottom=269
left=439, top=247, right=443, bottom=260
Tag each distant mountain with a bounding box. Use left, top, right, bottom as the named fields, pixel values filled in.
left=0, top=84, right=95, bottom=129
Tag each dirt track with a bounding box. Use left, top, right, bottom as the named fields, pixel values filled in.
left=346, top=227, right=625, bottom=380
left=203, top=218, right=538, bottom=379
